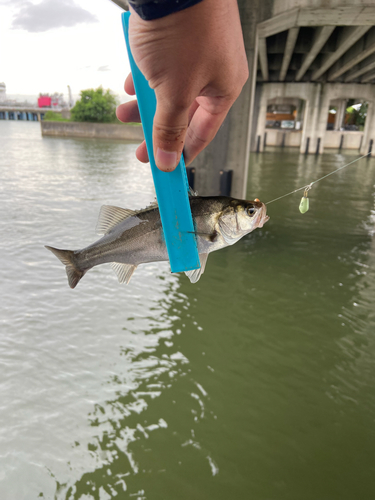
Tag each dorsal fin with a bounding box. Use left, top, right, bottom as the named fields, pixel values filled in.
left=134, top=199, right=158, bottom=215
left=145, top=199, right=158, bottom=210
left=96, top=205, right=136, bottom=235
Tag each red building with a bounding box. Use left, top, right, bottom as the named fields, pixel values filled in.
left=38, top=95, right=52, bottom=108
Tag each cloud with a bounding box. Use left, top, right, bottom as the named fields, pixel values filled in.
left=0, top=0, right=27, bottom=5
left=11, top=0, right=97, bottom=32
left=98, top=65, right=110, bottom=72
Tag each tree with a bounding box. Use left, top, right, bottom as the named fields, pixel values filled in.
left=71, top=87, right=117, bottom=123
left=345, top=100, right=368, bottom=129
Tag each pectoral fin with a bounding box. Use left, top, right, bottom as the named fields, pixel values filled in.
left=185, top=253, right=208, bottom=284
left=111, top=262, right=137, bottom=284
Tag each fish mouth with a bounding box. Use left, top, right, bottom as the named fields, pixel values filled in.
left=257, top=205, right=269, bottom=228
left=258, top=215, right=270, bottom=228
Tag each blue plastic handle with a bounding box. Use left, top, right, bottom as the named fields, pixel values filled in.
left=121, top=11, right=200, bottom=273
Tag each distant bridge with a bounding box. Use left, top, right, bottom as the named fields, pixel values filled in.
left=0, top=106, right=63, bottom=121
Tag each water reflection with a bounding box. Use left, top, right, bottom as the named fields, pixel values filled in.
left=328, top=195, right=375, bottom=408
left=54, top=279, right=218, bottom=500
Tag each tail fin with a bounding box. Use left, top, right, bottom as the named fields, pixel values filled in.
left=45, top=246, right=86, bottom=289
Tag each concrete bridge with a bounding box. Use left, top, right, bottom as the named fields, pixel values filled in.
left=116, top=1, right=375, bottom=197
left=0, top=106, right=61, bottom=121
left=254, top=2, right=375, bottom=158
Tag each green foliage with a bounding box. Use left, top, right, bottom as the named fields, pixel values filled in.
left=43, top=111, right=70, bottom=122
left=346, top=101, right=368, bottom=128
left=71, top=87, right=118, bottom=123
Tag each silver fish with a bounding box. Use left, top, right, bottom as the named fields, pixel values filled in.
left=46, top=195, right=269, bottom=288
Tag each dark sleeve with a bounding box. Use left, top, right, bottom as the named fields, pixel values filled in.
left=128, top=0, right=205, bottom=21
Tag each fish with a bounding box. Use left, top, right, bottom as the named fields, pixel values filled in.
left=45, top=194, right=269, bottom=288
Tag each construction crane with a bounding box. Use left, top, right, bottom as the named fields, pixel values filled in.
left=67, top=85, right=74, bottom=109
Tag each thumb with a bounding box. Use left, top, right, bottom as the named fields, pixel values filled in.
left=152, top=96, right=190, bottom=172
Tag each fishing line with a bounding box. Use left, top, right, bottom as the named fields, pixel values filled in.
left=265, top=153, right=372, bottom=209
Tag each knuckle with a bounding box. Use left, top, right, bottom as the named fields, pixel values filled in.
left=154, top=122, right=187, bottom=145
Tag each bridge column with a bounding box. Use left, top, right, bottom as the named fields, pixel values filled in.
left=299, top=83, right=331, bottom=155
left=315, top=85, right=332, bottom=154
left=254, top=85, right=268, bottom=153
left=5, top=111, right=9, bottom=120
left=334, top=99, right=347, bottom=130
left=300, top=83, right=322, bottom=154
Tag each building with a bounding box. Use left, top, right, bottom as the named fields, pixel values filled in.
left=0, top=83, right=6, bottom=103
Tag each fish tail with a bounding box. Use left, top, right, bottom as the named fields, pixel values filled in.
left=45, top=246, right=86, bottom=289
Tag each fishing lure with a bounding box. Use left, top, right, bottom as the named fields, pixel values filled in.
left=299, top=185, right=312, bottom=214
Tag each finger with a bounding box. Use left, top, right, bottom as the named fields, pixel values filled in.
left=152, top=95, right=191, bottom=172
left=136, top=141, right=149, bottom=163
left=188, top=99, right=199, bottom=125
left=116, top=100, right=141, bottom=123
left=125, top=73, right=135, bottom=95
left=183, top=103, right=230, bottom=165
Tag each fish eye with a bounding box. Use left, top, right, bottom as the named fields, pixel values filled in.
left=247, top=206, right=256, bottom=216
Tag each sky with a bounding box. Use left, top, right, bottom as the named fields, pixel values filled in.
left=0, top=0, right=132, bottom=103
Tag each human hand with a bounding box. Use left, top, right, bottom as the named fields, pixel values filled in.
left=116, top=0, right=248, bottom=172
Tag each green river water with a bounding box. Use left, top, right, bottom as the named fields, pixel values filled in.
left=1, top=121, right=375, bottom=499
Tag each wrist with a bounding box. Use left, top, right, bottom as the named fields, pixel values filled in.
left=129, top=0, right=205, bottom=21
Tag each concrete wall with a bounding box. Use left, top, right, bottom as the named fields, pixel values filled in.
left=254, top=82, right=375, bottom=155
left=324, top=131, right=363, bottom=149
left=273, top=0, right=372, bottom=15
left=265, top=129, right=302, bottom=147
left=264, top=129, right=364, bottom=149
left=41, top=121, right=144, bottom=141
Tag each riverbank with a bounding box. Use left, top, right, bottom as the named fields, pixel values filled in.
left=41, top=120, right=144, bottom=141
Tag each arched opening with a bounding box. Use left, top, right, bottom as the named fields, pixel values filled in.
left=263, top=97, right=305, bottom=149
left=325, top=98, right=368, bottom=151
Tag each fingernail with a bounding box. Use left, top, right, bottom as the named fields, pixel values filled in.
left=156, top=148, right=178, bottom=171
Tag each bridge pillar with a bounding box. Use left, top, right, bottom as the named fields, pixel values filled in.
left=254, top=85, right=268, bottom=153
left=315, top=85, right=332, bottom=155
left=5, top=111, right=9, bottom=120
left=300, top=83, right=323, bottom=154
left=334, top=99, right=347, bottom=131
